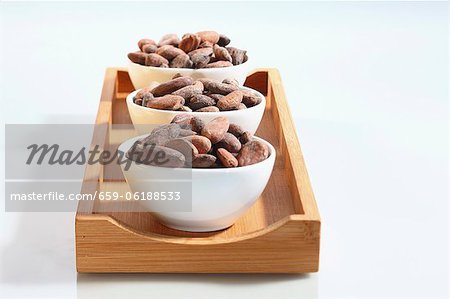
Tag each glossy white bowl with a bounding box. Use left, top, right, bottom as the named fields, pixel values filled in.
left=118, top=135, right=276, bottom=232
left=127, top=86, right=266, bottom=135
left=128, top=60, right=251, bottom=89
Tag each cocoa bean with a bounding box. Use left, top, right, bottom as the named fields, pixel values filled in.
left=213, top=45, right=232, bottom=62
left=146, top=95, right=184, bottom=111
left=164, top=138, right=198, bottom=164
left=192, top=154, right=216, bottom=168
left=138, top=38, right=156, bottom=51
left=127, top=143, right=185, bottom=168
left=169, top=53, right=193, bottom=68
left=188, top=94, right=215, bottom=111
left=226, top=47, right=247, bottom=65
left=216, top=132, right=241, bottom=153
left=134, top=87, right=153, bottom=100
left=190, top=52, right=210, bottom=69
left=228, top=123, right=244, bottom=137
left=217, top=34, right=231, bottom=47
left=201, top=116, right=229, bottom=144
left=217, top=148, right=238, bottom=168
left=239, top=131, right=253, bottom=144
left=128, top=51, right=147, bottom=65
left=142, top=43, right=157, bottom=54
left=207, top=93, right=224, bottom=102
left=241, top=90, right=262, bottom=107
left=179, top=33, right=201, bottom=53
left=195, top=106, right=220, bottom=112
left=188, top=47, right=213, bottom=58
left=144, top=53, right=169, bottom=67
left=204, top=61, right=233, bottom=68
left=196, top=31, right=220, bottom=44
left=217, top=90, right=243, bottom=111
left=237, top=140, right=269, bottom=166
left=198, top=79, right=238, bottom=95
left=156, top=45, right=186, bottom=60
left=141, top=124, right=181, bottom=146
left=172, top=81, right=203, bottom=100
left=151, top=76, right=194, bottom=97
left=183, top=135, right=212, bottom=154
left=222, top=78, right=239, bottom=86
left=158, top=33, right=180, bottom=47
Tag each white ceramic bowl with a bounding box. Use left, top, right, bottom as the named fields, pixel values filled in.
left=126, top=86, right=266, bottom=135
left=118, top=135, right=276, bottom=232
left=128, top=60, right=252, bottom=89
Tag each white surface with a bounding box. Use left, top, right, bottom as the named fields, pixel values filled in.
left=0, top=1, right=448, bottom=299
left=128, top=60, right=252, bottom=88
left=127, top=86, right=266, bottom=135
left=119, top=136, right=275, bottom=232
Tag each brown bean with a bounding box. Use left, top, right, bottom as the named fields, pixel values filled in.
left=217, top=34, right=231, bottom=47
left=169, top=53, right=193, bottom=68
left=188, top=47, right=213, bottom=58
left=147, top=95, right=184, bottom=111
left=144, top=53, right=169, bottom=67
left=164, top=138, right=198, bottom=164
left=156, top=45, right=186, bottom=60
left=239, top=131, right=253, bottom=144
left=195, top=106, right=220, bottom=112
left=201, top=116, right=229, bottom=144
left=188, top=94, right=215, bottom=111
left=217, top=90, right=243, bottom=111
left=226, top=47, right=247, bottom=65
left=204, top=61, right=233, bottom=68
left=217, top=148, right=238, bottom=168
left=222, top=78, right=239, bottom=86
left=183, top=135, right=212, bottom=154
left=142, top=43, right=157, bottom=54
left=191, top=52, right=210, bottom=69
left=241, top=90, right=262, bottom=107
left=140, top=124, right=181, bottom=146
left=237, top=140, right=269, bottom=166
left=192, top=154, right=216, bottom=168
left=172, top=81, right=203, bottom=100
left=216, top=132, right=241, bottom=153
left=196, top=31, right=220, bottom=44
left=127, top=143, right=186, bottom=168
left=228, top=123, right=244, bottom=137
left=128, top=51, right=147, bottom=65
left=179, top=33, right=201, bottom=53
left=198, top=79, right=239, bottom=95
left=138, top=39, right=156, bottom=51
left=151, top=76, right=194, bottom=97
left=158, top=33, right=180, bottom=47
left=213, top=45, right=232, bottom=62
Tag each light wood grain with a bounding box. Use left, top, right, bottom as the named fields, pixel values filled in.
left=75, top=68, right=320, bottom=273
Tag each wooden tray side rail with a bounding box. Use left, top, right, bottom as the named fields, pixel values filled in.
left=75, top=68, right=320, bottom=273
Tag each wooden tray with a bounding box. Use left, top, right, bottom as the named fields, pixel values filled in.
left=75, top=68, right=321, bottom=273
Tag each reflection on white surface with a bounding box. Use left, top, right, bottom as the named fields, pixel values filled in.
left=77, top=273, right=318, bottom=299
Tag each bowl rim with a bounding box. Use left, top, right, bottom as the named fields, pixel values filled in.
left=118, top=135, right=276, bottom=173
left=128, top=59, right=250, bottom=72
left=126, top=85, right=265, bottom=116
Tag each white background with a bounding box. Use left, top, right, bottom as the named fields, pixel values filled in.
left=0, top=1, right=448, bottom=298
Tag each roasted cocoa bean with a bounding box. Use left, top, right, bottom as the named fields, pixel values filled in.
left=179, top=33, right=201, bottom=53
left=228, top=123, right=244, bottom=137
left=226, top=47, right=247, bottom=65
left=183, top=135, right=212, bottom=154
left=241, top=90, right=262, bottom=107
left=190, top=52, right=210, bottom=69
left=128, top=51, right=147, bottom=65
left=217, top=34, right=231, bottom=47
left=169, top=53, right=193, bottom=68
left=156, top=45, right=186, bottom=61
left=164, top=138, right=198, bottom=164
left=217, top=90, right=243, bottom=111
left=201, top=116, right=229, bottom=144
left=172, top=81, right=203, bottom=100
left=196, top=31, right=220, bottom=44
left=196, top=106, right=220, bottom=112
left=127, top=143, right=185, bottom=168
left=188, top=94, right=215, bottom=111
left=151, top=76, right=194, bottom=97
left=217, top=148, right=238, bottom=168
left=237, top=140, right=269, bottom=166
left=158, top=33, right=180, bottom=47
left=216, top=132, right=241, bottom=153
left=213, top=45, right=232, bottom=62
left=144, top=53, right=169, bottom=67
left=192, top=154, right=216, bottom=168
left=205, top=61, right=233, bottom=68
left=146, top=95, right=184, bottom=111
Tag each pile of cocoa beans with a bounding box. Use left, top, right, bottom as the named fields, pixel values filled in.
left=128, top=31, right=248, bottom=69
left=133, top=74, right=261, bottom=112
left=126, top=115, right=269, bottom=168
